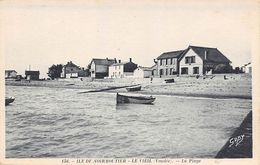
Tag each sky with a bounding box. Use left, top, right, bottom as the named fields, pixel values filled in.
left=1, top=0, right=257, bottom=78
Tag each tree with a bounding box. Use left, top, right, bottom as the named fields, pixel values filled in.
left=213, top=64, right=232, bottom=73
left=47, top=64, right=63, bottom=80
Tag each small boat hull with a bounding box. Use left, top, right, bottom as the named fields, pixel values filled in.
left=5, top=97, right=15, bottom=106
left=165, top=78, right=175, bottom=83
left=126, top=85, right=141, bottom=92
left=117, top=93, right=155, bottom=104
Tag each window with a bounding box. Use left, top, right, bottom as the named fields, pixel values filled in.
left=170, top=58, right=173, bottom=65
left=170, top=68, right=173, bottom=75
left=185, top=57, right=189, bottom=63
left=181, top=67, right=188, bottom=74
left=166, top=68, right=168, bottom=75
left=185, top=56, right=196, bottom=64
left=160, top=69, right=164, bottom=76
left=193, top=67, right=199, bottom=74
left=165, top=59, right=168, bottom=65
left=191, top=56, right=195, bottom=63
left=160, top=59, right=163, bottom=66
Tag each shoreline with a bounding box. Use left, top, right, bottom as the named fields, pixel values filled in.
left=6, top=74, right=252, bottom=100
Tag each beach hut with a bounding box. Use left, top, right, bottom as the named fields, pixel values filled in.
left=25, top=70, right=40, bottom=80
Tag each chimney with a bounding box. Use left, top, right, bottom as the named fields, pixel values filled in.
left=114, top=58, right=117, bottom=63
left=204, top=50, right=207, bottom=60
left=118, top=59, right=121, bottom=63
left=106, top=57, right=108, bottom=60
left=129, top=58, right=132, bottom=62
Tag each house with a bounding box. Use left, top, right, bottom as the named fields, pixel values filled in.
left=242, top=62, right=252, bottom=74
left=5, top=70, right=17, bottom=79
left=61, top=61, right=82, bottom=78
left=179, top=46, right=231, bottom=75
left=25, top=70, right=40, bottom=80
left=78, top=68, right=90, bottom=77
left=108, top=58, right=138, bottom=78
left=89, top=58, right=117, bottom=78
left=133, top=66, right=153, bottom=78
left=151, top=64, right=158, bottom=77
left=156, top=50, right=185, bottom=77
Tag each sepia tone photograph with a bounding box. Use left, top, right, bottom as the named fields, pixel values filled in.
left=1, top=0, right=259, bottom=164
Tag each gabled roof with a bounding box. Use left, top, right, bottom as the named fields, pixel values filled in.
left=244, top=62, right=251, bottom=67
left=5, top=70, right=17, bottom=73
left=188, top=45, right=231, bottom=63
left=137, top=66, right=153, bottom=71
left=91, top=58, right=116, bottom=66
left=25, top=70, right=40, bottom=75
left=157, top=50, right=186, bottom=59
left=64, top=61, right=80, bottom=68
left=111, top=62, right=128, bottom=66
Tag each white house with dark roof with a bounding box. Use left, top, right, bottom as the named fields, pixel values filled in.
left=5, top=70, right=17, bottom=79
left=156, top=50, right=185, bottom=77
left=108, top=58, right=137, bottom=78
left=179, top=45, right=231, bottom=75
left=61, top=61, right=82, bottom=78
left=89, top=58, right=117, bottom=78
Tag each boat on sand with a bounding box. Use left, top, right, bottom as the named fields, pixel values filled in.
left=126, top=85, right=141, bottom=92
left=165, top=78, right=175, bottom=83
left=5, top=97, right=15, bottom=106
left=116, top=93, right=155, bottom=104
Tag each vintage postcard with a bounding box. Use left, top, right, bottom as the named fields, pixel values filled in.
left=1, top=0, right=259, bottom=165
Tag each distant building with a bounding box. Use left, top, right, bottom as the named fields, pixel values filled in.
left=242, top=62, right=252, bottom=74
left=109, top=58, right=138, bottom=78
left=78, top=68, right=90, bottom=77
left=89, top=58, right=117, bottom=78
left=25, top=70, right=40, bottom=80
left=5, top=70, right=17, bottom=79
left=133, top=66, right=153, bottom=78
left=61, top=61, right=82, bottom=78
left=156, top=50, right=185, bottom=77
left=179, top=46, right=231, bottom=75
left=151, top=64, right=158, bottom=77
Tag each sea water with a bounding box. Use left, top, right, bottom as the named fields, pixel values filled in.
left=5, top=86, right=251, bottom=158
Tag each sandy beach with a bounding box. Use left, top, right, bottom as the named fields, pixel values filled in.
left=5, top=73, right=252, bottom=99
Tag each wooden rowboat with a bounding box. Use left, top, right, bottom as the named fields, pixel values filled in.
left=126, top=85, right=141, bottom=92
left=116, top=93, right=155, bottom=104
left=5, top=97, right=15, bottom=106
